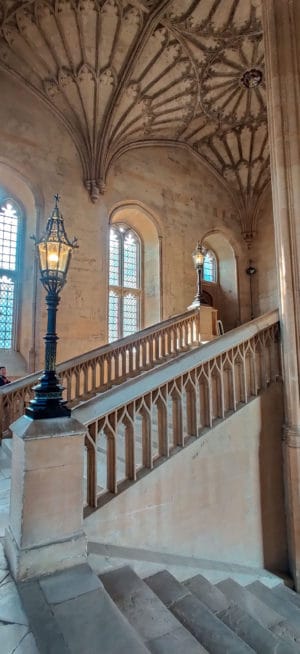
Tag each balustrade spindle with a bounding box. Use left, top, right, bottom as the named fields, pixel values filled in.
left=91, top=364, right=96, bottom=394
left=186, top=384, right=197, bottom=437
left=74, top=369, right=80, bottom=400
left=172, top=390, right=184, bottom=447
left=125, top=409, right=135, bottom=480
left=106, top=417, right=117, bottom=494
left=141, top=407, right=152, bottom=469
left=157, top=396, right=168, bottom=457
left=86, top=423, right=97, bottom=508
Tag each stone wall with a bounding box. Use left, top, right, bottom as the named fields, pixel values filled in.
left=85, top=382, right=287, bottom=573
left=254, top=188, right=278, bottom=316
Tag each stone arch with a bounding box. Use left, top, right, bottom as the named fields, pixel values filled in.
left=201, top=229, right=241, bottom=331
left=109, top=201, right=161, bottom=328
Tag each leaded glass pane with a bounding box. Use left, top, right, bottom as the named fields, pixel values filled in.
left=0, top=202, right=18, bottom=271
left=0, top=275, right=15, bottom=348
left=123, top=293, right=138, bottom=337
left=203, top=250, right=217, bottom=282
left=108, top=291, right=119, bottom=342
left=123, top=231, right=138, bottom=289
left=109, top=229, right=120, bottom=286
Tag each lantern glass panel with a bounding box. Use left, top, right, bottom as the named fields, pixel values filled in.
left=58, top=243, right=71, bottom=275
left=47, top=242, right=60, bottom=271
left=38, top=241, right=71, bottom=276
left=192, top=250, right=205, bottom=268
left=38, top=242, right=48, bottom=273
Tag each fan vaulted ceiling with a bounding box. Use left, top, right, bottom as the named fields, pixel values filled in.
left=0, top=0, right=267, bottom=235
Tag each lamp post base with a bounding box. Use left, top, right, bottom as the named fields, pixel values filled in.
left=26, top=402, right=71, bottom=420
left=25, top=371, right=71, bottom=420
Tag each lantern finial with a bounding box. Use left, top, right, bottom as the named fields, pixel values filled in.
left=54, top=193, right=61, bottom=207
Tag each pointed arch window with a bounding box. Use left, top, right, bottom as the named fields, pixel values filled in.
left=203, top=249, right=217, bottom=283
left=0, top=198, right=21, bottom=349
left=108, top=224, right=141, bottom=341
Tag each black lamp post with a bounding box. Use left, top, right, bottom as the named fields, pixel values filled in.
left=26, top=195, right=78, bottom=420
left=189, top=241, right=207, bottom=308
left=246, top=260, right=257, bottom=320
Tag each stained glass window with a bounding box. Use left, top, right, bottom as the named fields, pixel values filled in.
left=203, top=249, right=217, bottom=283
left=0, top=199, right=20, bottom=349
left=108, top=225, right=141, bottom=341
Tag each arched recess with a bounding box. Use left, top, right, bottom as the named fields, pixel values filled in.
left=109, top=202, right=161, bottom=329
left=202, top=230, right=240, bottom=331
left=0, top=161, right=42, bottom=375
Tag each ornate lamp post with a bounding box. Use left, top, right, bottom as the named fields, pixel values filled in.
left=189, top=241, right=207, bottom=308
left=26, top=195, right=78, bottom=420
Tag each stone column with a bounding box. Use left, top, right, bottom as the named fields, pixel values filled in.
left=5, top=416, right=87, bottom=581
left=262, top=0, right=300, bottom=590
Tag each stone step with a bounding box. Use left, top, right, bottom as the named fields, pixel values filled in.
left=218, top=603, right=299, bottom=653
left=183, top=574, right=230, bottom=614
left=217, top=578, right=300, bottom=646
left=272, top=584, right=300, bottom=611
left=145, top=569, right=254, bottom=653
left=18, top=563, right=150, bottom=654
left=217, top=578, right=280, bottom=627
left=247, top=581, right=300, bottom=638
left=100, top=565, right=207, bottom=654
left=182, top=573, right=297, bottom=653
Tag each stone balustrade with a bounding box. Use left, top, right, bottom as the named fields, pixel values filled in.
left=0, top=307, right=211, bottom=439
left=72, top=310, right=280, bottom=510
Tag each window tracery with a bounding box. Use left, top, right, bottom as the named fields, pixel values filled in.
left=108, top=224, right=141, bottom=341
left=203, top=249, right=217, bottom=283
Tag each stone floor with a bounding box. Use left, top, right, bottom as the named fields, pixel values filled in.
left=0, top=544, right=39, bottom=654
left=0, top=442, right=11, bottom=541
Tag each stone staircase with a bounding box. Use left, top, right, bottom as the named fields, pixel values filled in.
left=98, top=565, right=300, bottom=653
left=13, top=557, right=300, bottom=654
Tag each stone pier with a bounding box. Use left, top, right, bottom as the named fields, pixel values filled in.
left=5, top=416, right=87, bottom=581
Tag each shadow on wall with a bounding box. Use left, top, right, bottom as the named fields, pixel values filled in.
left=259, top=381, right=288, bottom=574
